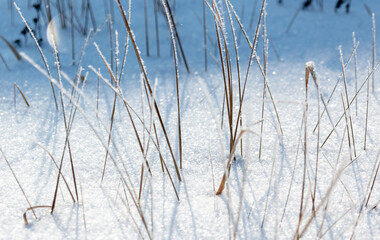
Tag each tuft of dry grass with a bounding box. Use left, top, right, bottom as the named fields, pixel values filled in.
left=21, top=48, right=153, bottom=238
left=5, top=2, right=380, bottom=239
left=50, top=25, right=79, bottom=213
left=321, top=59, right=380, bottom=148
left=312, top=42, right=359, bottom=134
left=210, top=0, right=277, bottom=195
left=116, top=0, right=182, bottom=182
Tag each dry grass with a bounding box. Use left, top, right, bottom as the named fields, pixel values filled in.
left=13, top=83, right=30, bottom=108
left=0, top=34, right=22, bottom=60
left=116, top=0, right=182, bottom=182
left=1, top=148, right=37, bottom=222
left=14, top=3, right=59, bottom=110
left=4, top=1, right=380, bottom=239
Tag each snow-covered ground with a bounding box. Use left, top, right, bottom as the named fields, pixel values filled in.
left=0, top=0, right=379, bottom=239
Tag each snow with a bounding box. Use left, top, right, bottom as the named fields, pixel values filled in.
left=1, top=0, right=380, bottom=239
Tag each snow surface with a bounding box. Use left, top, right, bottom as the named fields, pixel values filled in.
left=0, top=0, right=379, bottom=239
